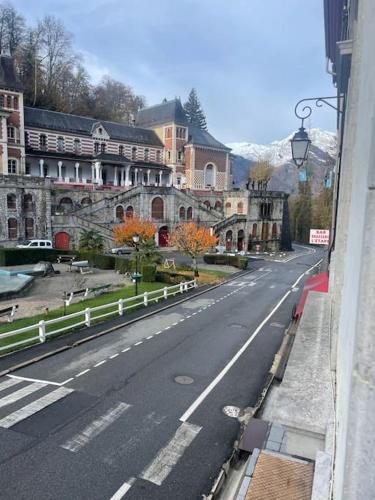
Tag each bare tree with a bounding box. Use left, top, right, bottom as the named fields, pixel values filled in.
left=0, top=3, right=25, bottom=54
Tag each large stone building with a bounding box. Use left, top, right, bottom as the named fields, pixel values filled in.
left=0, top=55, right=290, bottom=252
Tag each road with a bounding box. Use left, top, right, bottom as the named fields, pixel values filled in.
left=0, top=247, right=322, bottom=499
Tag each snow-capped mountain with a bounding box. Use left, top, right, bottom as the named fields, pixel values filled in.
left=227, top=129, right=337, bottom=195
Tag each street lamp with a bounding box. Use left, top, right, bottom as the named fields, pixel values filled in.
left=290, top=126, right=311, bottom=167
left=132, top=234, right=140, bottom=296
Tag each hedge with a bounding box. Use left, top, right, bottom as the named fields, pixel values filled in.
left=75, top=251, right=116, bottom=270
left=142, top=264, right=156, bottom=282
left=155, top=270, right=188, bottom=285
left=0, top=248, right=66, bottom=266
left=115, top=257, right=133, bottom=274
left=203, top=253, right=248, bottom=270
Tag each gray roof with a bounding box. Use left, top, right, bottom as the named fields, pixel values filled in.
left=187, top=125, right=230, bottom=151
left=136, top=98, right=188, bottom=127
left=0, top=55, right=22, bottom=91
left=24, top=107, right=163, bottom=147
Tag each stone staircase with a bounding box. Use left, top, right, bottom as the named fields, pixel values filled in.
left=212, top=214, right=247, bottom=233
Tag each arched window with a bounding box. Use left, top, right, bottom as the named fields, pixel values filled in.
left=151, top=197, right=164, bottom=220
left=7, top=193, right=16, bottom=209
left=8, top=159, right=17, bottom=174
left=252, top=223, right=257, bottom=238
left=179, top=207, right=186, bottom=220
left=125, top=206, right=134, bottom=219
left=237, top=201, right=244, bottom=214
left=6, top=95, right=12, bottom=108
left=132, top=147, right=137, bottom=160
left=205, top=164, right=214, bottom=188
left=81, top=197, right=92, bottom=206
left=115, top=205, right=124, bottom=221
left=23, top=194, right=33, bottom=211
left=225, top=202, right=231, bottom=210
left=59, top=197, right=73, bottom=212
left=204, top=200, right=211, bottom=209
left=187, top=207, right=193, bottom=220
left=57, top=136, right=64, bottom=152
left=39, top=134, right=47, bottom=150
left=119, top=145, right=124, bottom=156
left=74, top=139, right=81, bottom=154
left=144, top=148, right=149, bottom=161
left=260, top=202, right=272, bottom=218
left=225, top=230, right=233, bottom=251
left=25, top=218, right=34, bottom=238
left=214, top=201, right=222, bottom=211
left=8, top=218, right=17, bottom=239
left=272, top=223, right=277, bottom=238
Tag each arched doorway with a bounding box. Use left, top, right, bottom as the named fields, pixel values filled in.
left=152, top=197, right=164, bottom=220
left=225, top=230, right=233, bottom=252
left=158, top=226, right=169, bottom=247
left=54, top=232, right=70, bottom=250
left=237, top=229, right=245, bottom=251
left=214, top=200, right=222, bottom=211
left=59, top=197, right=73, bottom=212
left=81, top=197, right=92, bottom=207
left=204, top=200, right=211, bottom=209
left=261, top=222, right=269, bottom=241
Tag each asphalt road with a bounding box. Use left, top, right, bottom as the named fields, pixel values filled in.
left=0, top=246, right=323, bottom=500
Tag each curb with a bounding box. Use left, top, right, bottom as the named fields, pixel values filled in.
left=0, top=268, right=253, bottom=377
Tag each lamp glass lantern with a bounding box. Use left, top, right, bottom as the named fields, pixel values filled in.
left=132, top=234, right=140, bottom=245
left=290, top=126, right=311, bottom=167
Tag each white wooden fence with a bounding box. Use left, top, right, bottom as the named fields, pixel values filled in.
left=0, top=279, right=197, bottom=354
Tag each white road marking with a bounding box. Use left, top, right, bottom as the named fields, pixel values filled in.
left=185, top=315, right=191, bottom=319
left=62, top=402, right=130, bottom=453
left=164, top=326, right=170, bottom=330
left=192, top=312, right=197, bottom=316
left=0, top=387, right=73, bottom=428
left=291, top=259, right=323, bottom=288
left=292, top=287, right=299, bottom=292
left=172, top=322, right=178, bottom=326
left=179, top=319, right=185, bottom=322
left=146, top=335, right=154, bottom=339
left=61, top=378, right=74, bottom=385
left=0, top=382, right=46, bottom=409
left=110, top=353, right=119, bottom=359
left=110, top=478, right=135, bottom=500
left=134, top=341, right=143, bottom=346
left=0, top=378, right=22, bottom=392
left=140, top=422, right=201, bottom=486
left=122, top=347, right=131, bottom=352
left=7, top=374, right=62, bottom=387
left=154, top=331, right=162, bottom=335
left=180, top=289, right=292, bottom=423
left=94, top=360, right=107, bottom=367
left=76, top=369, right=90, bottom=378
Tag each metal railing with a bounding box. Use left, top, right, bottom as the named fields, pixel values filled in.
left=0, top=279, right=197, bottom=354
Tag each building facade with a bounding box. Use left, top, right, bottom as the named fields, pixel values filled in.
left=0, top=55, right=290, bottom=252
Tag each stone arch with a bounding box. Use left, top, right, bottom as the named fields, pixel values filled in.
left=8, top=217, right=17, bottom=239
left=237, top=229, right=245, bottom=251
left=214, top=200, right=222, bottom=211
left=59, top=197, right=73, bottom=212
left=54, top=232, right=70, bottom=250
left=125, top=205, right=134, bottom=219
left=187, top=207, right=193, bottom=220
left=237, top=201, right=244, bottom=214
left=81, top=197, right=92, bottom=206
left=151, top=197, right=164, bottom=220
left=225, top=230, right=233, bottom=252
left=158, top=226, right=169, bottom=247
left=179, top=206, right=186, bottom=220
left=204, top=200, right=211, bottom=209
left=115, top=205, right=124, bottom=221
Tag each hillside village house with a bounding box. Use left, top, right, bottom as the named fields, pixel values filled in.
left=0, top=55, right=290, bottom=251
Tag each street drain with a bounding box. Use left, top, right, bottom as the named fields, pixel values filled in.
left=175, top=376, right=194, bottom=385
left=222, top=405, right=241, bottom=418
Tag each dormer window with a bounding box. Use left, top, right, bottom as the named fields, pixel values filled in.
left=57, top=136, right=64, bottom=152
left=98, top=127, right=103, bottom=134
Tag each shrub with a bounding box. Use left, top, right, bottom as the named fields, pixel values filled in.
left=155, top=270, right=189, bottom=284
left=237, top=257, right=248, bottom=270
left=142, top=264, right=156, bottom=282
left=0, top=248, right=66, bottom=266
left=74, top=251, right=116, bottom=270
left=115, top=257, right=133, bottom=274
left=203, top=253, right=248, bottom=269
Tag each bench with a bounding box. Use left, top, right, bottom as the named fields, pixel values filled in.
left=0, top=304, right=18, bottom=323
left=69, top=260, right=93, bottom=274
left=163, top=258, right=176, bottom=270
left=88, top=284, right=110, bottom=296
left=57, top=254, right=76, bottom=264
left=63, top=284, right=110, bottom=306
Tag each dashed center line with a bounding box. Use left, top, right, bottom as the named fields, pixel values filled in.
left=94, top=360, right=106, bottom=367
left=134, top=341, right=143, bottom=346
left=76, top=369, right=90, bottom=378
left=110, top=353, right=119, bottom=359
left=122, top=347, right=131, bottom=353
left=146, top=335, right=154, bottom=340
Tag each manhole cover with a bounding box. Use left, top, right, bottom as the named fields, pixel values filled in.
left=175, top=376, right=194, bottom=385
left=222, top=405, right=241, bottom=418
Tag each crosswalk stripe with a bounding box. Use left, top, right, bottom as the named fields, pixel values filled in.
left=140, top=422, right=201, bottom=486
left=61, top=401, right=131, bottom=453
left=0, top=378, right=23, bottom=393
left=0, top=386, right=73, bottom=428
left=0, top=382, right=46, bottom=409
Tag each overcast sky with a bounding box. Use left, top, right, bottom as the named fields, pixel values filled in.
left=13, top=0, right=336, bottom=144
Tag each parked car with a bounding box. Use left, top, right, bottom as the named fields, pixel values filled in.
left=111, top=245, right=133, bottom=255
left=17, top=239, right=53, bottom=249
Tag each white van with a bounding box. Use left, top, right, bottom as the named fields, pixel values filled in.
left=17, top=239, right=53, bottom=249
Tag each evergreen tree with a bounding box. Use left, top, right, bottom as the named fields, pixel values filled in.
left=183, top=88, right=207, bottom=130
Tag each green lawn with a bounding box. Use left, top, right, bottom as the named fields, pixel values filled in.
left=0, top=282, right=167, bottom=354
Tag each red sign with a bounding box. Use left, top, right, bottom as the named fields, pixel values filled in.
left=309, top=229, right=330, bottom=245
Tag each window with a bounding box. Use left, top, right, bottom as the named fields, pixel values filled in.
left=39, top=134, right=47, bottom=150
left=155, top=173, right=160, bottom=185
left=144, top=148, right=149, bottom=161
left=30, top=241, right=38, bottom=247
left=205, top=164, right=214, bottom=188
left=143, top=172, right=148, bottom=184
left=7, top=193, right=16, bottom=209
left=98, top=127, right=103, bottom=135
left=25, top=162, right=31, bottom=175
left=59, top=197, right=73, bottom=212
left=237, top=201, right=244, bottom=214
left=119, top=145, right=124, bottom=156
left=272, top=223, right=277, bottom=238
left=23, top=194, right=33, bottom=211
left=7, top=126, right=15, bottom=142
left=57, top=137, right=64, bottom=152
left=176, top=127, right=185, bottom=139
left=101, top=143, right=106, bottom=153
left=39, top=241, right=46, bottom=247
left=132, top=147, right=137, bottom=160
left=81, top=197, right=92, bottom=206
left=0, top=95, right=4, bottom=107
left=204, top=200, right=211, bottom=209
left=115, top=205, right=124, bottom=221
left=13, top=96, right=18, bottom=109
left=151, top=197, right=164, bottom=220
left=94, top=142, right=100, bottom=154
left=176, top=176, right=181, bottom=187
left=131, top=171, right=136, bottom=185
left=125, top=206, right=134, bottom=219
left=177, top=150, right=182, bottom=162
left=6, top=95, right=12, bottom=108
left=225, top=202, right=231, bottom=209
left=74, top=139, right=81, bottom=154
left=8, top=218, right=17, bottom=239
left=167, top=151, right=171, bottom=160
left=179, top=207, right=186, bottom=220
left=187, top=207, right=193, bottom=220
left=8, top=159, right=17, bottom=174
left=260, top=202, right=272, bottom=218
left=214, top=201, right=222, bottom=211
left=25, top=132, right=29, bottom=146
left=156, top=150, right=161, bottom=162
left=25, top=218, right=34, bottom=238
left=252, top=223, right=257, bottom=238
left=165, top=127, right=172, bottom=139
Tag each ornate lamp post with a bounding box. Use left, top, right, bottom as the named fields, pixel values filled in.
left=132, top=234, right=140, bottom=296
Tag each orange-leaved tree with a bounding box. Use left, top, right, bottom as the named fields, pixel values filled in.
left=170, top=222, right=217, bottom=276
left=113, top=216, right=156, bottom=246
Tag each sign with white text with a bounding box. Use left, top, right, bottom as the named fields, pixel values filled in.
left=309, top=229, right=330, bottom=245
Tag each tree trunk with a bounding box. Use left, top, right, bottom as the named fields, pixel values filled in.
left=192, top=255, right=199, bottom=277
